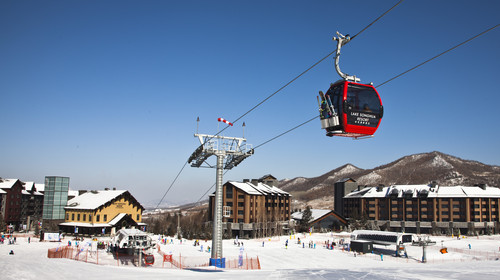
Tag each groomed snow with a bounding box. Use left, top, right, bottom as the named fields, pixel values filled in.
left=2, top=232, right=500, bottom=279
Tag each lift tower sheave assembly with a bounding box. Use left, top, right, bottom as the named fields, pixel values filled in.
left=187, top=130, right=253, bottom=268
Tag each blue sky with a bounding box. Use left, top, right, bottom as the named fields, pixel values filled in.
left=1, top=0, right=499, bottom=206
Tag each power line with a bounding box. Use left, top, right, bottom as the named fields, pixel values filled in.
left=376, top=23, right=500, bottom=88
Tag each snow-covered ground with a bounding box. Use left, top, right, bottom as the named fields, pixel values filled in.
left=1, top=232, right=500, bottom=280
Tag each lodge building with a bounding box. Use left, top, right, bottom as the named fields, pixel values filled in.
left=338, top=180, right=500, bottom=234
left=208, top=175, right=292, bottom=238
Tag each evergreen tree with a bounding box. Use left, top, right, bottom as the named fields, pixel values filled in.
left=298, top=206, right=313, bottom=232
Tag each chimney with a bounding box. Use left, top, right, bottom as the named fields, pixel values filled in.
left=243, top=179, right=250, bottom=183
left=104, top=187, right=110, bottom=191
left=113, top=187, right=116, bottom=190
left=479, top=184, right=487, bottom=190
left=251, top=179, right=259, bottom=186
left=78, top=190, right=87, bottom=195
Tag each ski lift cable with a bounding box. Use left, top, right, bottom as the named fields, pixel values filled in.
left=195, top=116, right=318, bottom=203
left=376, top=23, right=500, bottom=88
left=351, top=0, right=404, bottom=40
left=246, top=24, right=500, bottom=153
left=172, top=2, right=404, bottom=205
left=155, top=161, right=189, bottom=209
left=198, top=0, right=403, bottom=146
left=195, top=170, right=230, bottom=204
left=191, top=9, right=499, bottom=204
left=253, top=115, right=319, bottom=150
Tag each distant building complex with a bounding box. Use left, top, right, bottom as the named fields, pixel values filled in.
left=335, top=178, right=500, bottom=234
left=1, top=176, right=145, bottom=235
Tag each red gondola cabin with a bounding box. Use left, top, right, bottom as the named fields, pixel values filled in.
left=319, top=80, right=383, bottom=138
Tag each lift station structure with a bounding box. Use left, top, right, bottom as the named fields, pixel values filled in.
left=188, top=128, right=253, bottom=267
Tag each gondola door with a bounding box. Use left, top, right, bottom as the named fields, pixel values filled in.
left=342, top=82, right=383, bottom=137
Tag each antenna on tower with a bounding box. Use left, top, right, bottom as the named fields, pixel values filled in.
left=196, top=117, right=200, bottom=134
left=242, top=122, right=246, bottom=138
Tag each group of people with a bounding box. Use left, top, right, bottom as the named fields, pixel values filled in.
left=1, top=235, right=16, bottom=245
left=233, top=240, right=244, bottom=247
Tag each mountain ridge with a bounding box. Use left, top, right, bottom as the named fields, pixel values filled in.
left=279, top=151, right=500, bottom=208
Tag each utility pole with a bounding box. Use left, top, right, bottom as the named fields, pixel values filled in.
left=188, top=123, right=253, bottom=267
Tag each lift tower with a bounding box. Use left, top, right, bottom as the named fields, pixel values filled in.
left=188, top=131, right=253, bottom=267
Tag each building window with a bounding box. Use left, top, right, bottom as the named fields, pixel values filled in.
left=96, top=215, right=100, bottom=222
left=89, top=214, right=92, bottom=222
left=77, top=214, right=80, bottom=221
left=66, top=213, right=69, bottom=220
left=103, top=214, right=107, bottom=222
left=226, top=185, right=233, bottom=199
left=72, top=213, right=75, bottom=221
left=137, top=214, right=140, bottom=221
left=83, top=214, right=86, bottom=221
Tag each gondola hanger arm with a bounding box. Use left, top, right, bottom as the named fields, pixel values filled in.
left=333, top=31, right=360, bottom=82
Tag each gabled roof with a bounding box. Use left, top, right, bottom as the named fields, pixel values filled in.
left=226, top=181, right=290, bottom=196
left=259, top=174, right=277, bottom=181
left=337, top=178, right=356, bottom=183
left=0, top=179, right=19, bottom=189
left=109, top=213, right=128, bottom=226
left=35, top=184, right=45, bottom=193
left=23, top=181, right=35, bottom=191
left=65, top=190, right=143, bottom=211
left=291, top=209, right=348, bottom=225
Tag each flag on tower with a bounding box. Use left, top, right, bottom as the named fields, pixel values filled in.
left=218, top=118, right=233, bottom=126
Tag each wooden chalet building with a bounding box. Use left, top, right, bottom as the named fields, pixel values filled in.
left=60, top=189, right=145, bottom=236
left=291, top=209, right=348, bottom=231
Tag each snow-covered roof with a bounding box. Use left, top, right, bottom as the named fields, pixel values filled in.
left=59, top=222, right=111, bottom=228
left=23, top=181, right=35, bottom=190
left=344, top=184, right=500, bottom=199
left=36, top=184, right=45, bottom=193
left=117, top=228, right=147, bottom=236
left=68, top=190, right=79, bottom=198
left=229, top=181, right=263, bottom=195
left=108, top=213, right=127, bottom=226
left=291, top=209, right=333, bottom=222
left=227, top=181, right=290, bottom=196
left=0, top=178, right=18, bottom=189
left=0, top=189, right=6, bottom=194
left=65, top=190, right=127, bottom=210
